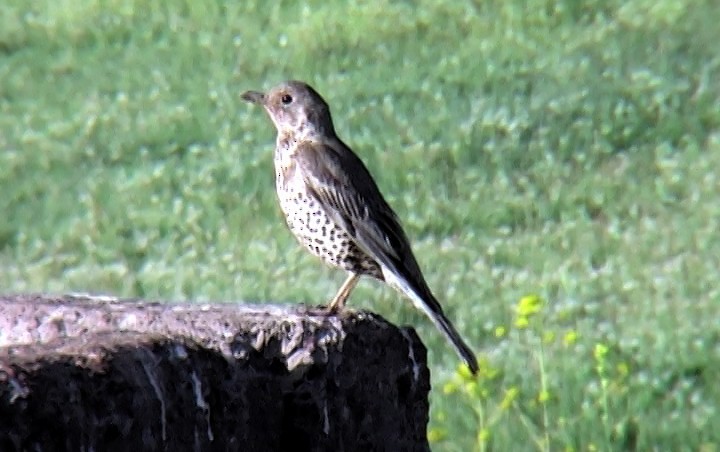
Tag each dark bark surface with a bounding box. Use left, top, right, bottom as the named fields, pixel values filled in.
left=0, top=294, right=430, bottom=452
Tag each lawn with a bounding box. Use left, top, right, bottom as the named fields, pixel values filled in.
left=1, top=0, right=719, bottom=450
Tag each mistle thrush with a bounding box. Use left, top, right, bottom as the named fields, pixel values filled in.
left=241, top=80, right=478, bottom=374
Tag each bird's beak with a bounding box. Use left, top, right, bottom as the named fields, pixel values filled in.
left=241, top=90, right=265, bottom=105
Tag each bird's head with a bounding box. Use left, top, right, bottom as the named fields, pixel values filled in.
left=241, top=81, right=335, bottom=137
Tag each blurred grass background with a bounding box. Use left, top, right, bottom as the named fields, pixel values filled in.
left=1, top=0, right=719, bottom=449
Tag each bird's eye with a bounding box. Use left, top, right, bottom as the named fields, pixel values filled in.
left=281, top=94, right=293, bottom=105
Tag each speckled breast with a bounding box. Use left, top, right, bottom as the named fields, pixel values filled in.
left=274, top=161, right=383, bottom=279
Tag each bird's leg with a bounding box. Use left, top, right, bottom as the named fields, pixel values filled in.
left=327, top=273, right=360, bottom=313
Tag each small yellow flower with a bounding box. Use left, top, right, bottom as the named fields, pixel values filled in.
left=458, top=362, right=476, bottom=381
left=515, top=317, right=530, bottom=329
left=500, top=386, right=519, bottom=410
left=616, top=362, right=629, bottom=378
left=495, top=325, right=507, bottom=337
left=594, top=343, right=609, bottom=361
left=465, top=381, right=480, bottom=398
left=477, top=428, right=490, bottom=443
left=538, top=389, right=551, bottom=403
left=428, top=428, right=447, bottom=443
left=516, top=294, right=544, bottom=317
left=563, top=330, right=578, bottom=346
left=443, top=381, right=458, bottom=395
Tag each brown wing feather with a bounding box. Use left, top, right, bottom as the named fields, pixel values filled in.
left=294, top=139, right=427, bottom=288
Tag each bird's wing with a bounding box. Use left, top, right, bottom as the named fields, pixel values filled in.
left=295, top=141, right=479, bottom=375
left=294, top=140, right=423, bottom=282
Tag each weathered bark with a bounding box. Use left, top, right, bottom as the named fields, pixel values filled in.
left=0, top=294, right=430, bottom=452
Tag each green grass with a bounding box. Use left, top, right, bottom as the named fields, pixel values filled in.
left=2, top=0, right=719, bottom=449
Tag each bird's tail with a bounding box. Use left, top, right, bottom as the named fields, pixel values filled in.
left=383, top=269, right=479, bottom=374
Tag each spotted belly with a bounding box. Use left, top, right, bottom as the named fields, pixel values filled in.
left=276, top=187, right=383, bottom=279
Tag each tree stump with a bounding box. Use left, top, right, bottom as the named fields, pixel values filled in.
left=0, top=294, right=430, bottom=451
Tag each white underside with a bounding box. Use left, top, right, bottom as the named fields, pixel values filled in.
left=380, top=265, right=435, bottom=320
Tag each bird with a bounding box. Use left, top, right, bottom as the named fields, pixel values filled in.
left=241, top=80, right=478, bottom=374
